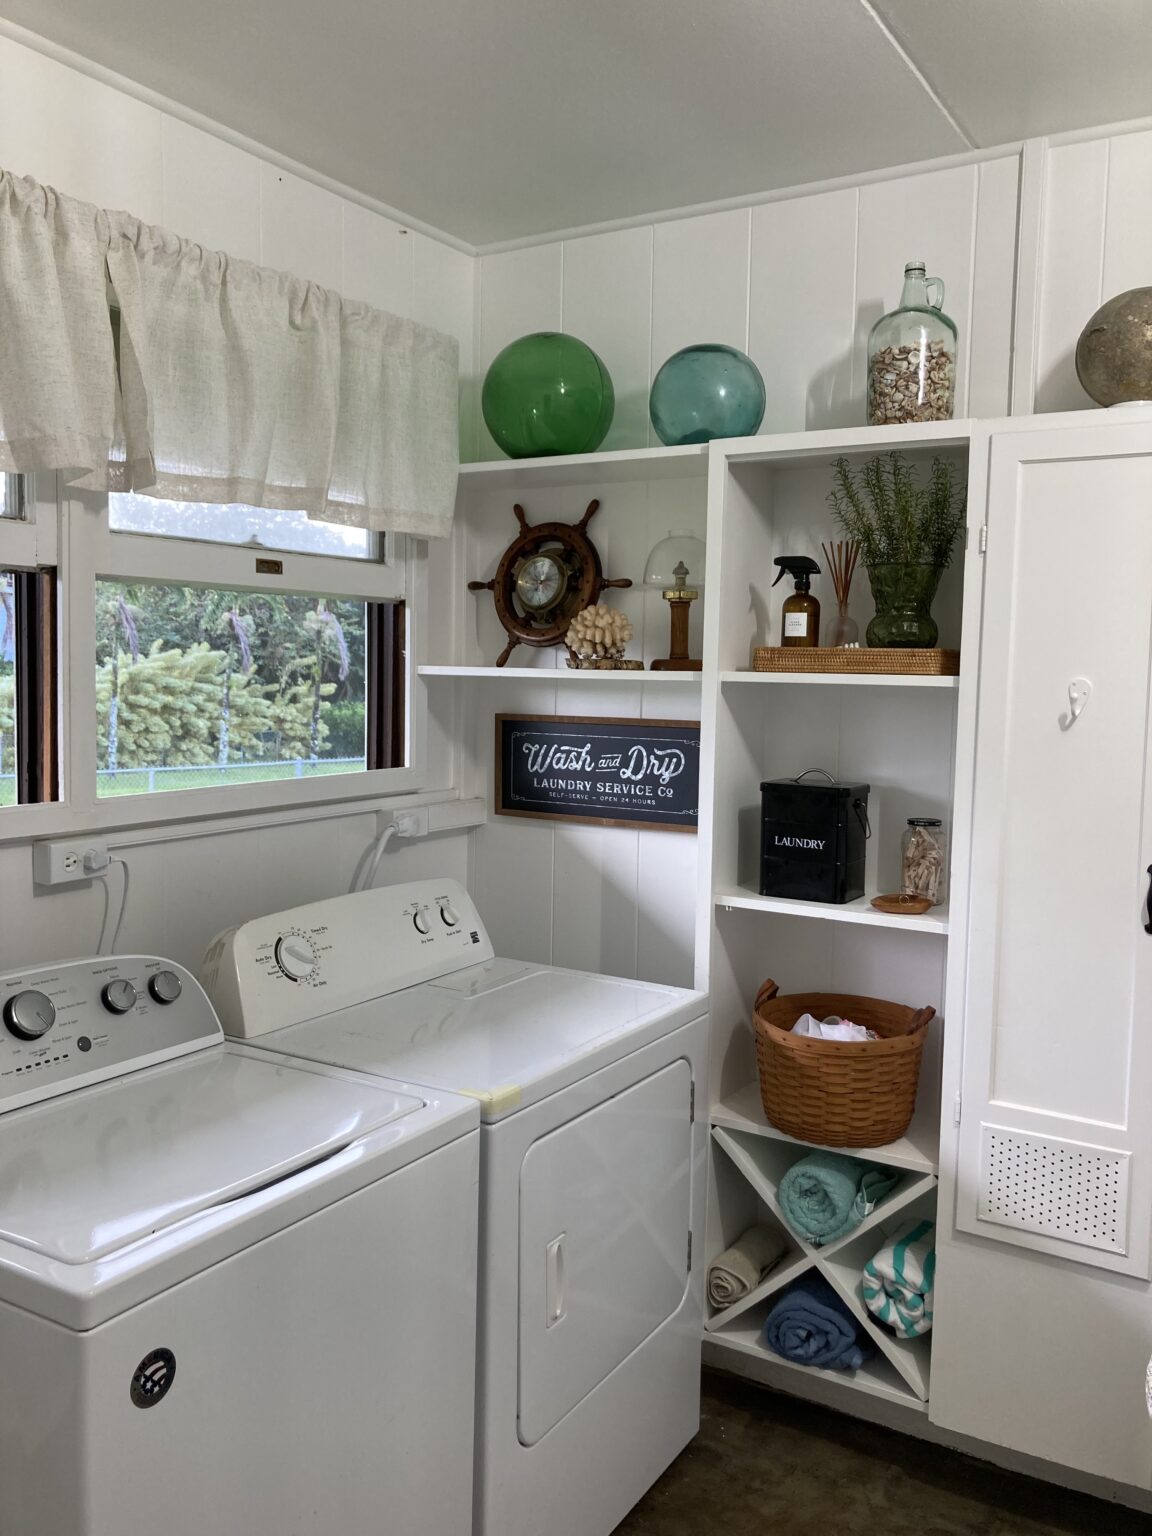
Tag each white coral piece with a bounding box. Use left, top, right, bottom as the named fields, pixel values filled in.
left=566, top=603, right=634, bottom=660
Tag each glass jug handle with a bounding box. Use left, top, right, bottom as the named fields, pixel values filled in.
left=926, top=276, right=945, bottom=311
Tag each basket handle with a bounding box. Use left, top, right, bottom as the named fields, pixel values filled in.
left=905, top=1006, right=936, bottom=1036
left=754, top=979, right=780, bottom=1012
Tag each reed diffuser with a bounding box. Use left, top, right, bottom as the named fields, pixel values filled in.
left=821, top=539, right=861, bottom=647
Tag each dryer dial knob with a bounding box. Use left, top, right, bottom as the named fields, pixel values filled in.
left=101, top=979, right=138, bottom=1014
left=439, top=902, right=460, bottom=927
left=148, top=970, right=182, bottom=1005
left=275, top=935, right=317, bottom=983
left=412, top=909, right=432, bottom=936
left=3, top=989, right=56, bottom=1040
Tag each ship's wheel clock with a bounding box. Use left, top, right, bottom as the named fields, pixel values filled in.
left=468, top=499, right=632, bottom=667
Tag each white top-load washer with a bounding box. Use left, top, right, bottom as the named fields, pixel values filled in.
left=0, top=953, right=479, bottom=1536
left=202, top=877, right=709, bottom=1536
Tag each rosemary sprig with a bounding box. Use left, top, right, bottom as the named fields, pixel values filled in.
left=827, top=452, right=965, bottom=568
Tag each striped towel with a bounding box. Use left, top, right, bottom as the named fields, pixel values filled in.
left=862, top=1219, right=936, bottom=1338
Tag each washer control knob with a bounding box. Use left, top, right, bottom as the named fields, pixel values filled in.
left=275, top=935, right=317, bottom=983
left=101, top=979, right=138, bottom=1014
left=148, top=970, right=182, bottom=1005
left=412, top=909, right=432, bottom=936
left=439, top=902, right=460, bottom=927
left=4, top=990, right=56, bottom=1040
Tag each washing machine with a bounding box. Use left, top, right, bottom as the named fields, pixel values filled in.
left=0, top=953, right=479, bottom=1536
left=201, top=877, right=709, bottom=1536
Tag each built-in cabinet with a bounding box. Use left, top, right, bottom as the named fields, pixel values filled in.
left=435, top=406, right=1152, bottom=1498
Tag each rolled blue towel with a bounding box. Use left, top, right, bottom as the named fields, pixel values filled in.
left=776, top=1151, right=898, bottom=1246
left=762, top=1274, right=873, bottom=1372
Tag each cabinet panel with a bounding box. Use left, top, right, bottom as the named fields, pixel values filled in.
left=956, top=423, right=1152, bottom=1278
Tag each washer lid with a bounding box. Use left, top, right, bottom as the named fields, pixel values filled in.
left=260, top=961, right=707, bottom=1121
left=0, top=1045, right=423, bottom=1264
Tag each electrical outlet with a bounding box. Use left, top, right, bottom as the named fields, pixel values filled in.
left=393, top=808, right=429, bottom=838
left=33, top=838, right=110, bottom=887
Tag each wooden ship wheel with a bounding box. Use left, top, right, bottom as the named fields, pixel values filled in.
left=468, top=499, right=632, bottom=667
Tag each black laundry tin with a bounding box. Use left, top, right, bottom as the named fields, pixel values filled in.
left=759, top=776, right=871, bottom=903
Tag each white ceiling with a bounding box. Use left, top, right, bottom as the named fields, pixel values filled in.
left=3, top=0, right=1151, bottom=246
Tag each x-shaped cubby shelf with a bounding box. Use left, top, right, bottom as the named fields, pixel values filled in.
left=708, top=1123, right=938, bottom=1408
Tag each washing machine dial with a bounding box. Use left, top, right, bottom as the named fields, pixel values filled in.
left=412, top=909, right=432, bottom=937
left=439, top=901, right=460, bottom=927
left=275, top=933, right=318, bottom=983
left=101, top=979, right=138, bottom=1014
left=148, top=970, right=182, bottom=1005
left=3, top=989, right=56, bottom=1040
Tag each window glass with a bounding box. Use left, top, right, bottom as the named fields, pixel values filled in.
left=109, top=493, right=374, bottom=560
left=94, top=580, right=374, bottom=798
left=0, top=572, right=15, bottom=807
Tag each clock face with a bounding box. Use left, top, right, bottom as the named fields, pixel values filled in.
left=515, top=553, right=567, bottom=613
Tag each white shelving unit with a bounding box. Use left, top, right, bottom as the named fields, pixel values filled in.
left=419, top=665, right=702, bottom=684
left=696, top=424, right=975, bottom=1414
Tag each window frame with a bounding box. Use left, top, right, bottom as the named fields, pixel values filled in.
left=0, top=474, right=430, bottom=839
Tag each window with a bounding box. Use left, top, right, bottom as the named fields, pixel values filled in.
left=109, top=493, right=375, bottom=561
left=0, top=478, right=58, bottom=809
left=85, top=493, right=409, bottom=806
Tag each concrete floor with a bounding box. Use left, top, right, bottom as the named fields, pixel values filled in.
left=615, top=1372, right=1147, bottom=1536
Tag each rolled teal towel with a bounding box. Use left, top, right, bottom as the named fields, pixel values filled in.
left=777, top=1151, right=898, bottom=1246
left=862, top=1219, right=936, bottom=1338
left=762, top=1274, right=873, bottom=1372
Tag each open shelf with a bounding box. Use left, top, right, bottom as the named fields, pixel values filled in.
left=720, top=670, right=958, bottom=690
left=714, top=886, right=949, bottom=935
left=418, top=665, right=702, bottom=683
left=707, top=1123, right=938, bottom=1402
left=712, top=1082, right=939, bottom=1176
left=457, top=443, right=708, bottom=490
left=704, top=1319, right=927, bottom=1411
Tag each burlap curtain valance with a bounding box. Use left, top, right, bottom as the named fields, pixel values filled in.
left=0, top=170, right=459, bottom=537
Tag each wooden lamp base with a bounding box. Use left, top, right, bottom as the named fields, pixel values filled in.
left=650, top=592, right=702, bottom=670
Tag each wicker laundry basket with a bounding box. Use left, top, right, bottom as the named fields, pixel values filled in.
left=753, top=979, right=933, bottom=1147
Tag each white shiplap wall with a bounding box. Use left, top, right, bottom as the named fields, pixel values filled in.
left=475, top=155, right=1022, bottom=459
left=1032, top=125, right=1152, bottom=413
left=0, top=30, right=478, bottom=974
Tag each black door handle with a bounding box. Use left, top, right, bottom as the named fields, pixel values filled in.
left=1146, top=866, right=1152, bottom=935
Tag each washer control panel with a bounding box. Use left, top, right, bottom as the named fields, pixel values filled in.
left=200, top=878, right=494, bottom=1038
left=0, top=957, right=220, bottom=1114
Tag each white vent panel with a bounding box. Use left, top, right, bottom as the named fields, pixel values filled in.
left=978, top=1125, right=1130, bottom=1256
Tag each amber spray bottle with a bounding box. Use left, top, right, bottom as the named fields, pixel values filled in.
left=772, top=556, right=821, bottom=647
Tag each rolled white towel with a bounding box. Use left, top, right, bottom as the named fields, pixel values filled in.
left=708, top=1224, right=788, bottom=1308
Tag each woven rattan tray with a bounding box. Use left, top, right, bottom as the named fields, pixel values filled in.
left=752, top=647, right=960, bottom=676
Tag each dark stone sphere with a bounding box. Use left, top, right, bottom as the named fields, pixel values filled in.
left=1075, top=287, right=1152, bottom=406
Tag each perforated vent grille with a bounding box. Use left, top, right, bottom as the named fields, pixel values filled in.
left=978, top=1125, right=1130, bottom=1255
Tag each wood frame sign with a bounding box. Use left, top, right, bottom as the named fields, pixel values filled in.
left=495, top=714, right=700, bottom=833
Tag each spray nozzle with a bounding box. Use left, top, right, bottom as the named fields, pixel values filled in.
left=772, top=556, right=821, bottom=589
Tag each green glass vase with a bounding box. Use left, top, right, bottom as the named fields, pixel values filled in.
left=865, top=563, right=944, bottom=648
left=482, top=332, right=615, bottom=458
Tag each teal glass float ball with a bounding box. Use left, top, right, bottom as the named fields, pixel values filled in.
left=482, top=332, right=615, bottom=458
left=649, top=344, right=766, bottom=446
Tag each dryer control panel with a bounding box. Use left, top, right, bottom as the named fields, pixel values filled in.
left=200, top=879, right=495, bottom=1038
left=0, top=957, right=221, bottom=1113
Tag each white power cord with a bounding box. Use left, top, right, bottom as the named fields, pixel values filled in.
left=353, top=822, right=397, bottom=894
left=87, top=850, right=131, bottom=955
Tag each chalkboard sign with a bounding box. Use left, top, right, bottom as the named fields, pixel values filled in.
left=495, top=714, right=700, bottom=833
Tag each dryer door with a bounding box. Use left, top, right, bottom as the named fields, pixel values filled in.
left=517, top=1058, right=692, bottom=1446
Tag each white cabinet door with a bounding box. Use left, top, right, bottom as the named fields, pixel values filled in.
left=955, top=418, right=1152, bottom=1279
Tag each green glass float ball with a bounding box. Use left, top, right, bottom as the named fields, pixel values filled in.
left=482, top=332, right=615, bottom=458
left=649, top=343, right=766, bottom=446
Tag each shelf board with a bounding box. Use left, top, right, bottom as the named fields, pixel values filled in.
left=714, top=886, right=949, bottom=935
left=715, top=420, right=972, bottom=469
left=704, top=1324, right=927, bottom=1411
left=712, top=1082, right=939, bottom=1176
left=419, top=665, right=702, bottom=683
left=457, top=444, right=708, bottom=489
left=720, top=670, right=958, bottom=690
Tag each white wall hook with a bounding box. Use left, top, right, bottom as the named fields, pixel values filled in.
left=1061, top=677, right=1092, bottom=730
